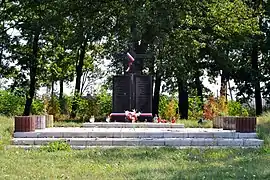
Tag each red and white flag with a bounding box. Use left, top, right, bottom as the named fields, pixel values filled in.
left=126, top=52, right=135, bottom=72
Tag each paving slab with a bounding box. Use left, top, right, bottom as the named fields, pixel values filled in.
left=12, top=137, right=263, bottom=147
left=237, top=133, right=258, bottom=139
left=6, top=145, right=262, bottom=150
left=217, top=139, right=244, bottom=146
left=13, top=128, right=258, bottom=139
left=82, top=122, right=185, bottom=128
left=243, top=139, right=263, bottom=147
left=164, top=138, right=192, bottom=146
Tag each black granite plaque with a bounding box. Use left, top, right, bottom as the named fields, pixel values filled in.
left=135, top=75, right=152, bottom=112
left=113, top=76, right=131, bottom=112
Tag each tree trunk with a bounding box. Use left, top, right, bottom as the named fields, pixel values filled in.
left=177, top=78, right=188, bottom=119
left=59, top=79, right=63, bottom=100
left=195, top=71, right=203, bottom=109
left=23, top=29, right=40, bottom=116
left=50, top=80, right=54, bottom=114
left=152, top=71, right=161, bottom=116
left=251, top=43, right=263, bottom=115
left=71, top=38, right=87, bottom=118
left=51, top=81, right=54, bottom=98
left=220, top=71, right=227, bottom=98
left=228, top=81, right=233, bottom=101
left=59, top=79, right=66, bottom=114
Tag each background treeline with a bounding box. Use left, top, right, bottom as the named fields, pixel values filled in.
left=0, top=0, right=270, bottom=120
left=0, top=89, right=250, bottom=122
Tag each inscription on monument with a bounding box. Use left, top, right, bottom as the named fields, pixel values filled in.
left=113, top=76, right=131, bottom=112
left=135, top=76, right=152, bottom=112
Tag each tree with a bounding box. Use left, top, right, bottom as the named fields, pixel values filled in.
left=7, top=0, right=65, bottom=115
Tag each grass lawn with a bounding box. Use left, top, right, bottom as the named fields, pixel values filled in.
left=0, top=116, right=270, bottom=180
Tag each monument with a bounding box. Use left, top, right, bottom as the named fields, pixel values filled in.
left=110, top=50, right=153, bottom=122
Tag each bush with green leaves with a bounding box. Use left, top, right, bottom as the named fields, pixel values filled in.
left=188, top=96, right=203, bottom=120
left=96, top=88, right=112, bottom=116
left=40, top=141, right=71, bottom=152
left=47, top=95, right=61, bottom=116
left=158, top=95, right=170, bottom=118
left=0, top=90, right=25, bottom=116
left=73, top=88, right=112, bottom=121
left=32, top=99, right=45, bottom=115
left=227, top=100, right=249, bottom=116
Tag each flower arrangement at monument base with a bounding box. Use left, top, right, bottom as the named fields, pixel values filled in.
left=125, top=109, right=141, bottom=123
left=155, top=116, right=176, bottom=123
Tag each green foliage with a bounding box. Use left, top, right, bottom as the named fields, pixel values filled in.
left=0, top=90, right=24, bottom=116
left=158, top=95, right=170, bottom=118
left=257, top=112, right=270, bottom=152
left=40, top=141, right=71, bottom=152
left=188, top=96, right=203, bottom=120
left=227, top=100, right=249, bottom=116
left=164, top=97, right=178, bottom=120
left=31, top=99, right=45, bottom=115
left=177, top=119, right=213, bottom=128
left=72, top=88, right=112, bottom=121
left=75, top=96, right=93, bottom=121
left=46, top=95, right=61, bottom=118
left=60, top=95, right=73, bottom=115
left=0, top=116, right=13, bottom=150
left=96, top=88, right=112, bottom=116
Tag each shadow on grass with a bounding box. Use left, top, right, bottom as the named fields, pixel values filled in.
left=73, top=147, right=261, bottom=163
left=124, top=148, right=270, bottom=180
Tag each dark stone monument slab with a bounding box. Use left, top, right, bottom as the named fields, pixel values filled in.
left=112, top=75, right=132, bottom=112
left=110, top=50, right=153, bottom=122
left=111, top=74, right=152, bottom=122
left=135, top=75, right=152, bottom=112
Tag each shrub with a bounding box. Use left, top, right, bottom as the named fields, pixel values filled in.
left=218, top=96, right=228, bottom=116
left=32, top=98, right=45, bottom=115
left=227, top=100, right=249, bottom=116
left=164, top=97, right=178, bottom=121
left=159, top=95, right=170, bottom=118
left=203, top=95, right=249, bottom=120
left=0, top=90, right=24, bottom=116
left=188, top=96, right=203, bottom=120
left=40, top=141, right=71, bottom=152
left=47, top=95, right=61, bottom=117
left=203, top=95, right=218, bottom=120
left=96, top=88, right=112, bottom=116
left=59, top=95, right=72, bottom=115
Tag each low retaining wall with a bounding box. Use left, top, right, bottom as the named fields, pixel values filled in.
left=34, top=115, right=46, bottom=129
left=213, top=116, right=256, bottom=133
left=236, top=117, right=256, bottom=133
left=14, top=115, right=54, bottom=132
left=14, top=116, right=35, bottom=132
left=45, top=115, right=54, bottom=128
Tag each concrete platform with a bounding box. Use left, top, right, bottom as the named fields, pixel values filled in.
left=11, top=127, right=263, bottom=148
left=7, top=145, right=262, bottom=150
left=13, top=127, right=258, bottom=139
left=82, top=122, right=185, bottom=128
left=12, top=137, right=263, bottom=147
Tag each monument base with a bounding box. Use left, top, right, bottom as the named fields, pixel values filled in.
left=110, top=113, right=153, bottom=122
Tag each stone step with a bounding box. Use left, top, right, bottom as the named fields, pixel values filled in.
left=6, top=145, right=261, bottom=150
left=82, top=122, right=185, bottom=128
left=12, top=138, right=263, bottom=147
left=14, top=129, right=258, bottom=139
